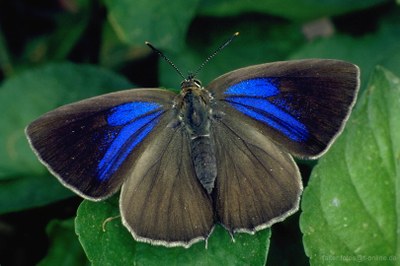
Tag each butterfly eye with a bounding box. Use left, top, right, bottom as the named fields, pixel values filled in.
left=193, top=79, right=202, bottom=88
left=180, top=78, right=202, bottom=90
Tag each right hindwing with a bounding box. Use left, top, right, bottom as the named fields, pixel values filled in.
left=210, top=113, right=302, bottom=234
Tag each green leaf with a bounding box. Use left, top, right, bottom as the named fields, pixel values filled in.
left=380, top=49, right=400, bottom=78
left=0, top=175, right=73, bottom=214
left=290, top=13, right=400, bottom=92
left=100, top=21, right=147, bottom=69
left=300, top=66, right=400, bottom=265
left=76, top=196, right=271, bottom=265
left=0, top=63, right=132, bottom=213
left=38, top=219, right=89, bottom=266
left=103, top=0, right=201, bottom=52
left=198, top=0, right=387, bottom=21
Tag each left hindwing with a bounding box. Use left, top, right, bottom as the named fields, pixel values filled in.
left=120, top=119, right=214, bottom=247
left=26, top=89, right=175, bottom=199
left=207, top=59, right=360, bottom=158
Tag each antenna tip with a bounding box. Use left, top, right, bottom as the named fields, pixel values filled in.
left=234, top=32, right=240, bottom=36
left=145, top=41, right=156, bottom=50
left=145, top=41, right=155, bottom=48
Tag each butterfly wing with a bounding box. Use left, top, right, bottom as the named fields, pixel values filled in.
left=26, top=89, right=175, bottom=200
left=208, top=59, right=360, bottom=158
left=120, top=116, right=214, bottom=247
left=207, top=59, right=358, bottom=232
left=211, top=115, right=301, bottom=233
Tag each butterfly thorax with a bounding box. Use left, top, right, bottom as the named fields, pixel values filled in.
left=175, top=79, right=217, bottom=194
left=176, top=79, right=213, bottom=137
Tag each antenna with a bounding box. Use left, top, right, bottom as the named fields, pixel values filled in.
left=192, top=32, right=239, bottom=78
left=146, top=32, right=239, bottom=80
left=145, top=42, right=186, bottom=80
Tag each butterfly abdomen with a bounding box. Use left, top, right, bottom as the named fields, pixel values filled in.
left=190, top=135, right=217, bottom=193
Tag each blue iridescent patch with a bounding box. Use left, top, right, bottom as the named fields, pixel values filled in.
left=96, top=102, right=162, bottom=181
left=108, top=102, right=161, bottom=126
left=224, top=78, right=279, bottom=97
left=224, top=78, right=309, bottom=142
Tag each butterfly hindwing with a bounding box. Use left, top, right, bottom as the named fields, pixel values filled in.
left=208, top=59, right=360, bottom=158
left=211, top=114, right=302, bottom=233
left=26, top=89, right=175, bottom=199
left=120, top=115, right=214, bottom=247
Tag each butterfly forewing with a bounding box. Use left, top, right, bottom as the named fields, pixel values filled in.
left=26, top=89, right=175, bottom=199
left=208, top=59, right=360, bottom=158
left=211, top=114, right=302, bottom=232
left=120, top=114, right=214, bottom=247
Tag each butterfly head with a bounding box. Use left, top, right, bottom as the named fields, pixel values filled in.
left=180, top=76, right=202, bottom=91
left=146, top=32, right=239, bottom=94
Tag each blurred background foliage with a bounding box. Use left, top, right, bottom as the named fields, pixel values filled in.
left=1, top=0, right=400, bottom=265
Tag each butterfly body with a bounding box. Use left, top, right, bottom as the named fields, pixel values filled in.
left=26, top=59, right=360, bottom=248
left=175, top=79, right=217, bottom=193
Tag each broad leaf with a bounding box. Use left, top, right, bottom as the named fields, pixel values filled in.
left=104, top=0, right=200, bottom=52
left=198, top=0, right=387, bottom=21
left=76, top=196, right=271, bottom=266
left=301, top=67, right=400, bottom=265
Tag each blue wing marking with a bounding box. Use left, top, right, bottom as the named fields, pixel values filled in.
left=223, top=78, right=309, bottom=142
left=97, top=102, right=163, bottom=181
left=224, top=78, right=279, bottom=97
left=107, top=102, right=161, bottom=126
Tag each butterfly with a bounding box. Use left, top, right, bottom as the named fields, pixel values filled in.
left=25, top=33, right=360, bottom=248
